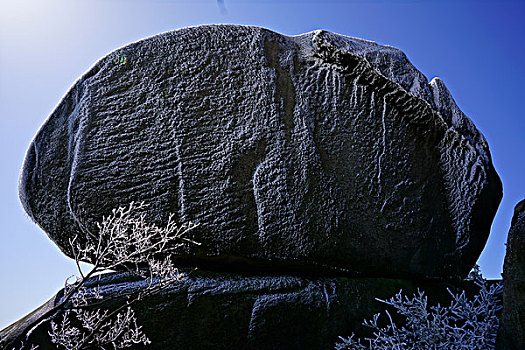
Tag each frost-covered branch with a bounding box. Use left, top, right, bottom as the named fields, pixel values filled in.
left=336, top=267, right=503, bottom=350
left=72, top=201, right=199, bottom=274
left=5, top=202, right=198, bottom=350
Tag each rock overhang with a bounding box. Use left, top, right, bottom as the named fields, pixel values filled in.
left=19, top=24, right=502, bottom=279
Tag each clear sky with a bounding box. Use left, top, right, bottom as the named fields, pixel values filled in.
left=0, top=0, right=523, bottom=330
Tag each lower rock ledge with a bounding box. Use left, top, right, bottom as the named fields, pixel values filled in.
left=1, top=270, right=481, bottom=350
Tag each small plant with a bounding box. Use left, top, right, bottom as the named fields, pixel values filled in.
left=49, top=302, right=150, bottom=349
left=111, top=51, right=128, bottom=66
left=4, top=202, right=198, bottom=349
left=336, top=267, right=502, bottom=350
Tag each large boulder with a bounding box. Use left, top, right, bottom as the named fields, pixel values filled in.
left=497, top=199, right=525, bottom=349
left=19, top=25, right=501, bottom=278
left=0, top=271, right=480, bottom=350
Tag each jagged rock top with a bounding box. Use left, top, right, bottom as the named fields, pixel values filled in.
left=19, top=25, right=501, bottom=278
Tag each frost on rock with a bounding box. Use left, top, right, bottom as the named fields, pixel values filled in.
left=19, top=25, right=501, bottom=279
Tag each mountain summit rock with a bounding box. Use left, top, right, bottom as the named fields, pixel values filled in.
left=19, top=25, right=501, bottom=279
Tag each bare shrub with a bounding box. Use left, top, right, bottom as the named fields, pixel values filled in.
left=336, top=268, right=502, bottom=350
left=5, top=202, right=198, bottom=350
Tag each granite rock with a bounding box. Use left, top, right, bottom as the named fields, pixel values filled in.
left=19, top=25, right=502, bottom=278
left=0, top=271, right=480, bottom=350
left=497, top=199, right=525, bottom=349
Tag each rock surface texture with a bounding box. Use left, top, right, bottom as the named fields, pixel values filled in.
left=0, top=271, right=480, bottom=350
left=497, top=199, right=525, bottom=349
left=19, top=25, right=501, bottom=279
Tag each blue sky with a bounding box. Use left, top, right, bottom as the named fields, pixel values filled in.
left=0, top=0, right=523, bottom=329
